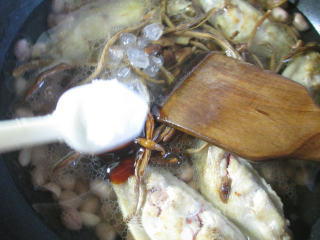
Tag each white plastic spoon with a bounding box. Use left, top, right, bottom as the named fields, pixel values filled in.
left=0, top=79, right=148, bottom=154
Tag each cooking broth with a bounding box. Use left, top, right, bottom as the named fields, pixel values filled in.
left=1, top=0, right=320, bottom=239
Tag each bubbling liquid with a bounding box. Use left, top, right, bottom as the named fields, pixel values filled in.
left=9, top=0, right=320, bottom=239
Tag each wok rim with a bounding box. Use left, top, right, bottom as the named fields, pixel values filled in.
left=0, top=0, right=319, bottom=239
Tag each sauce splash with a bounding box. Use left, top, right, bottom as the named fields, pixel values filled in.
left=109, top=157, right=136, bottom=184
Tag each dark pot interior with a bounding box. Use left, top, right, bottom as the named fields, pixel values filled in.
left=0, top=0, right=319, bottom=239
left=0, top=1, right=97, bottom=239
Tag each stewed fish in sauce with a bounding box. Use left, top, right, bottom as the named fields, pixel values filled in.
left=10, top=0, right=320, bottom=239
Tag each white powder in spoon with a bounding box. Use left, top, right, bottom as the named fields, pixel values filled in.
left=55, top=79, right=148, bottom=154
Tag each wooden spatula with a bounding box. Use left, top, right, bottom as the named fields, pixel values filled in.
left=155, top=52, right=320, bottom=162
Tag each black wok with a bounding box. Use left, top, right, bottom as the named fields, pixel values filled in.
left=0, top=0, right=319, bottom=239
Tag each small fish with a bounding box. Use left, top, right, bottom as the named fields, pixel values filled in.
left=113, top=168, right=247, bottom=240
left=191, top=143, right=291, bottom=240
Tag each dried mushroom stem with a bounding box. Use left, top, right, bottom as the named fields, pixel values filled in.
left=283, top=23, right=300, bottom=42
left=187, top=7, right=218, bottom=31
left=251, top=41, right=276, bottom=70
left=186, top=142, right=209, bottom=154
left=133, top=151, right=150, bottom=218
left=135, top=148, right=152, bottom=178
left=159, top=66, right=175, bottom=84
left=169, top=47, right=193, bottom=71
left=249, top=51, right=265, bottom=69
left=123, top=56, right=165, bottom=84
left=160, top=0, right=168, bottom=22
left=152, top=37, right=175, bottom=47
left=190, top=40, right=210, bottom=51
left=136, top=138, right=166, bottom=155
left=135, top=179, right=146, bottom=217
left=167, top=51, right=192, bottom=75
left=179, top=28, right=243, bottom=61
left=152, top=124, right=166, bottom=141
left=134, top=114, right=176, bottom=178
left=82, top=10, right=156, bottom=84
left=24, top=63, right=72, bottom=99
left=132, top=113, right=178, bottom=216
left=151, top=156, right=179, bottom=165
left=247, top=10, right=272, bottom=48
left=13, top=59, right=53, bottom=78
left=269, top=47, right=278, bottom=71
left=266, top=0, right=288, bottom=9
left=291, top=40, right=304, bottom=50
left=135, top=112, right=154, bottom=178
left=276, top=42, right=320, bottom=72
left=52, top=151, right=81, bottom=174
left=202, top=24, right=243, bottom=60
left=163, top=7, right=217, bottom=34
left=157, top=126, right=175, bottom=142
left=163, top=14, right=175, bottom=28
